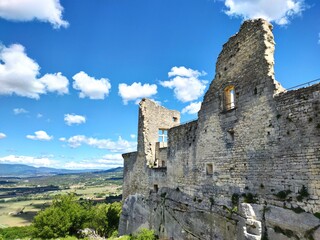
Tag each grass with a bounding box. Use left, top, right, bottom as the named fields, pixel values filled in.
left=0, top=200, right=50, bottom=227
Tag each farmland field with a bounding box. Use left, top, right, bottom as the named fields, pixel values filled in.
left=0, top=169, right=123, bottom=228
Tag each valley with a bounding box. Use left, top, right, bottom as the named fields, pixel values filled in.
left=0, top=167, right=123, bottom=228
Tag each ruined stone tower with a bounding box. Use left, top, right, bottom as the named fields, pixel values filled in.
left=119, top=19, right=320, bottom=240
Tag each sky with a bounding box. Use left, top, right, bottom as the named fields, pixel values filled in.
left=0, top=0, right=319, bottom=170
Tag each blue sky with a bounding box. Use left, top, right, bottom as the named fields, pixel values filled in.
left=0, top=0, right=319, bottom=170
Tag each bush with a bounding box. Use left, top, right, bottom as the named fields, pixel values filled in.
left=275, top=190, right=291, bottom=200
left=0, top=226, right=34, bottom=240
left=132, top=228, right=156, bottom=240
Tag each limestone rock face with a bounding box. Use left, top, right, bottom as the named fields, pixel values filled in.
left=119, top=188, right=320, bottom=240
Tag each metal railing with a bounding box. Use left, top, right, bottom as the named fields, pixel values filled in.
left=286, top=78, right=320, bottom=91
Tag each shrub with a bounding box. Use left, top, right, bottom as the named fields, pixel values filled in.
left=0, top=226, right=34, bottom=240
left=243, top=193, right=257, bottom=203
left=231, top=193, right=239, bottom=206
left=297, top=185, right=309, bottom=201
left=132, top=228, right=156, bottom=240
left=275, top=190, right=291, bottom=200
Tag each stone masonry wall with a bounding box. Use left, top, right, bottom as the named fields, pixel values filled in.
left=122, top=98, right=180, bottom=200
left=120, top=19, right=320, bottom=239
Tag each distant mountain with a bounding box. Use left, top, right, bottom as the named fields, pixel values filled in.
left=0, top=163, right=121, bottom=177
left=93, top=167, right=123, bottom=174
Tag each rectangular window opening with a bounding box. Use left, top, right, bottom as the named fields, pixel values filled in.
left=158, top=129, right=168, bottom=143
left=154, top=184, right=159, bottom=193
left=225, top=86, right=235, bottom=110
left=206, top=163, right=213, bottom=175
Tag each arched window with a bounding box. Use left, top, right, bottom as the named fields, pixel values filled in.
left=224, top=85, right=235, bottom=110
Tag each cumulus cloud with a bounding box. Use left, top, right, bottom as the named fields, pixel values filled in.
left=182, top=102, right=202, bottom=114
left=160, top=66, right=207, bottom=102
left=0, top=155, right=55, bottom=167
left=13, top=108, right=28, bottom=115
left=60, top=135, right=136, bottom=153
left=0, top=0, right=68, bottom=28
left=118, top=82, right=157, bottom=104
left=39, top=73, right=69, bottom=94
left=26, top=130, right=53, bottom=141
left=0, top=133, right=6, bottom=139
left=0, top=44, right=69, bottom=99
left=223, top=0, right=305, bottom=25
left=64, top=114, right=86, bottom=126
left=72, top=71, right=111, bottom=100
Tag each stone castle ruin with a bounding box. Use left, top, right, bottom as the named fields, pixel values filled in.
left=119, top=19, right=320, bottom=239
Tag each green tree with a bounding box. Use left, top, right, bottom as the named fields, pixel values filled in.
left=33, top=194, right=87, bottom=239
left=86, top=201, right=122, bottom=237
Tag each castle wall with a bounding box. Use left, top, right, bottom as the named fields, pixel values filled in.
left=137, top=98, right=180, bottom=167
left=120, top=19, right=320, bottom=239
left=122, top=98, right=180, bottom=200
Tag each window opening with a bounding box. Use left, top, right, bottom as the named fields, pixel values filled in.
left=154, top=184, right=159, bottom=192
left=162, top=160, right=166, bottom=167
left=206, top=163, right=213, bottom=175
left=172, top=117, right=178, bottom=122
left=224, top=86, right=235, bottom=110
left=158, top=129, right=168, bottom=142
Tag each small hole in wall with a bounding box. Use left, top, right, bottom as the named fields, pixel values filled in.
left=254, top=87, right=258, bottom=95
left=227, top=129, right=235, bottom=142
left=206, top=163, right=213, bottom=175
left=173, top=117, right=178, bottom=122
left=154, top=184, right=158, bottom=193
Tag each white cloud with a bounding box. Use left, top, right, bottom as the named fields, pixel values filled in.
left=72, top=71, right=111, bottom=100
left=0, top=44, right=69, bottom=99
left=60, top=135, right=136, bottom=153
left=39, top=73, right=69, bottom=95
left=64, top=114, right=86, bottom=126
left=318, top=33, right=320, bottom=44
left=0, top=0, right=68, bottom=28
left=160, top=66, right=207, bottom=102
left=96, top=154, right=123, bottom=167
left=37, top=113, right=43, bottom=118
left=118, top=82, right=157, bottom=104
left=64, top=154, right=123, bottom=169
left=182, top=102, right=202, bottom=114
left=0, top=133, right=6, bottom=139
left=13, top=108, right=28, bottom=115
left=130, top=134, right=136, bottom=139
left=223, top=0, right=305, bottom=25
left=26, top=130, right=53, bottom=141
left=0, top=155, right=55, bottom=167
